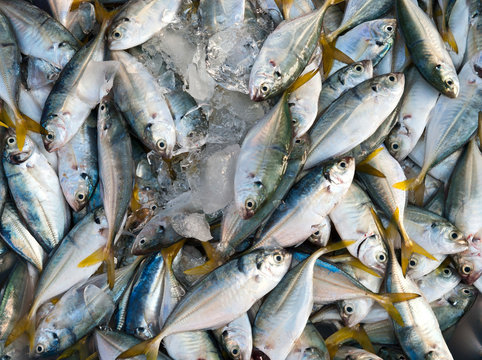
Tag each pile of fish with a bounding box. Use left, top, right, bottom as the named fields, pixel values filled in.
left=0, top=0, right=480, bottom=359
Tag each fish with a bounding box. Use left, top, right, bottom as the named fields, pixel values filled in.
left=2, top=132, right=71, bottom=252
left=249, top=0, right=340, bottom=100
left=117, top=249, right=291, bottom=360
left=394, top=51, right=482, bottom=192
left=0, top=202, right=46, bottom=271
left=305, top=73, right=404, bottom=169
left=112, top=50, right=176, bottom=158
left=386, top=66, right=440, bottom=161
left=330, top=182, right=388, bottom=274
left=234, top=95, right=292, bottom=219
left=396, top=0, right=459, bottom=97
left=48, top=0, right=74, bottom=26
left=416, top=260, right=461, bottom=302
left=285, top=322, right=329, bottom=360
left=214, top=314, right=252, bottom=360
left=358, top=145, right=435, bottom=274
left=108, top=0, right=182, bottom=50
left=0, top=0, right=78, bottom=69
left=79, top=97, right=134, bottom=289
left=333, top=346, right=382, bottom=360
left=317, top=60, right=373, bottom=116
left=57, top=113, right=98, bottom=212
left=251, top=157, right=354, bottom=250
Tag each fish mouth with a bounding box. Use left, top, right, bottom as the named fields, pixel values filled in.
left=249, top=87, right=264, bottom=102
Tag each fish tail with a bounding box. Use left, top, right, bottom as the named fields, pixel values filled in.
left=161, top=239, right=186, bottom=269
left=325, top=324, right=374, bottom=358
left=370, top=292, right=420, bottom=326
left=184, top=241, right=225, bottom=276
left=5, top=312, right=35, bottom=350
left=441, top=22, right=458, bottom=54
left=6, top=107, right=44, bottom=152
left=93, top=0, right=119, bottom=25
left=327, top=255, right=381, bottom=278
left=116, top=334, right=163, bottom=360
left=286, top=67, right=320, bottom=94
left=356, top=163, right=386, bottom=178
left=319, top=32, right=354, bottom=77
left=77, top=242, right=116, bottom=289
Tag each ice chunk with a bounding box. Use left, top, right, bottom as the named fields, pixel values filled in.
left=186, top=44, right=217, bottom=102
left=171, top=212, right=212, bottom=241
left=190, top=144, right=240, bottom=214
left=205, top=20, right=268, bottom=93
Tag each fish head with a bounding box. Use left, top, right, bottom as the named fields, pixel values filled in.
left=339, top=298, right=372, bottom=327
left=108, top=16, right=141, bottom=50
left=222, top=328, right=251, bottom=360
left=342, top=60, right=374, bottom=87
left=406, top=253, right=443, bottom=279
left=256, top=248, right=292, bottom=280
left=33, top=326, right=75, bottom=357
left=42, top=114, right=68, bottom=152
left=435, top=223, right=467, bottom=253
left=432, top=62, right=459, bottom=98
left=3, top=132, right=34, bottom=164
left=52, top=41, right=77, bottom=69
left=234, top=176, right=267, bottom=219
left=132, top=215, right=178, bottom=255
left=291, top=134, right=311, bottom=160
left=144, top=121, right=175, bottom=159
left=358, top=233, right=388, bottom=274
left=445, top=284, right=477, bottom=310
left=387, top=122, right=412, bottom=161
left=370, top=73, right=405, bottom=101
left=323, top=157, right=355, bottom=189
left=369, top=18, right=396, bottom=53
left=61, top=171, right=97, bottom=212
left=454, top=255, right=481, bottom=284
left=249, top=64, right=281, bottom=101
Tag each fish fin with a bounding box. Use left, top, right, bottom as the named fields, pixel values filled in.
left=281, top=0, right=294, bottom=19
left=369, top=207, right=386, bottom=241
left=393, top=176, right=420, bottom=191
left=320, top=34, right=354, bottom=76
left=76, top=61, right=119, bottom=106
left=78, top=247, right=105, bottom=267
left=370, top=292, right=420, bottom=326
left=56, top=335, right=90, bottom=360
left=77, top=245, right=115, bottom=289
left=116, top=336, right=162, bottom=360
left=184, top=241, right=225, bottom=276
left=356, top=163, right=386, bottom=178
left=5, top=313, right=35, bottom=350
left=358, top=147, right=384, bottom=165
left=130, top=182, right=142, bottom=212
left=327, top=255, right=382, bottom=278
left=84, top=352, right=98, bottom=360
left=442, top=28, right=458, bottom=53
left=161, top=239, right=186, bottom=269
left=325, top=325, right=374, bottom=358
left=50, top=296, right=61, bottom=305
left=322, top=240, right=356, bottom=253
left=93, top=0, right=119, bottom=23
left=287, top=67, right=320, bottom=93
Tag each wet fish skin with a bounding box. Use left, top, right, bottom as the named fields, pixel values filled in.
left=3, top=133, right=71, bottom=251
left=0, top=202, right=46, bottom=271
left=317, top=60, right=373, bottom=116
left=108, top=0, right=182, bottom=50
left=112, top=50, right=176, bottom=158
left=57, top=113, right=98, bottom=212
left=285, top=322, right=329, bottom=360
left=416, top=262, right=461, bottom=302
left=234, top=96, right=292, bottom=219
left=214, top=313, right=252, bottom=360
left=0, top=0, right=78, bottom=69
left=306, top=73, right=404, bottom=169
left=396, top=0, right=459, bottom=97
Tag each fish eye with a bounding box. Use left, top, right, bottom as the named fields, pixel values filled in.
left=391, top=142, right=399, bottom=151
left=245, top=198, right=256, bottom=211
left=135, top=326, right=145, bottom=334
left=151, top=205, right=157, bottom=211
left=6, top=137, right=15, bottom=145
left=100, top=104, right=106, bottom=111
left=313, top=230, right=320, bottom=237
left=398, top=356, right=406, bottom=360
left=273, top=252, right=283, bottom=263
left=260, top=83, right=269, bottom=94
left=36, top=344, right=44, bottom=354
left=58, top=41, right=66, bottom=48
left=355, top=65, right=363, bottom=72
left=158, top=225, right=164, bottom=233
left=409, top=258, right=417, bottom=267
left=442, top=268, right=452, bottom=277
left=462, top=264, right=472, bottom=274
left=187, top=131, right=194, bottom=138
left=76, top=192, right=86, bottom=201
left=156, top=139, right=167, bottom=151
left=388, top=75, right=396, bottom=82
left=446, top=79, right=454, bottom=86
left=462, top=288, right=471, bottom=295
left=436, top=64, right=442, bottom=70
left=94, top=217, right=101, bottom=224
left=450, top=231, right=460, bottom=240
left=46, top=132, right=55, bottom=141
left=112, top=30, right=122, bottom=39
left=386, top=25, right=393, bottom=32
left=139, top=237, right=146, bottom=245
left=231, top=346, right=240, bottom=356
left=371, top=84, right=379, bottom=92
left=344, top=304, right=354, bottom=314
left=295, top=138, right=301, bottom=144
left=377, top=252, right=387, bottom=263
left=338, top=160, right=347, bottom=168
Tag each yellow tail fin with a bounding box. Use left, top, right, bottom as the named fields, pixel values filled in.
left=370, top=292, right=420, bottom=326
left=442, top=25, right=458, bottom=54
left=320, top=34, right=354, bottom=76
left=358, top=147, right=384, bottom=165
left=5, top=313, right=35, bottom=350
left=93, top=0, right=118, bottom=24
left=184, top=241, right=224, bottom=276
left=161, top=239, right=186, bottom=269
left=287, top=67, right=320, bottom=93
left=327, top=254, right=382, bottom=278
left=325, top=325, right=374, bottom=358
left=356, top=163, right=386, bottom=178
left=77, top=245, right=116, bottom=289
left=57, top=335, right=90, bottom=360
left=116, top=335, right=162, bottom=360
